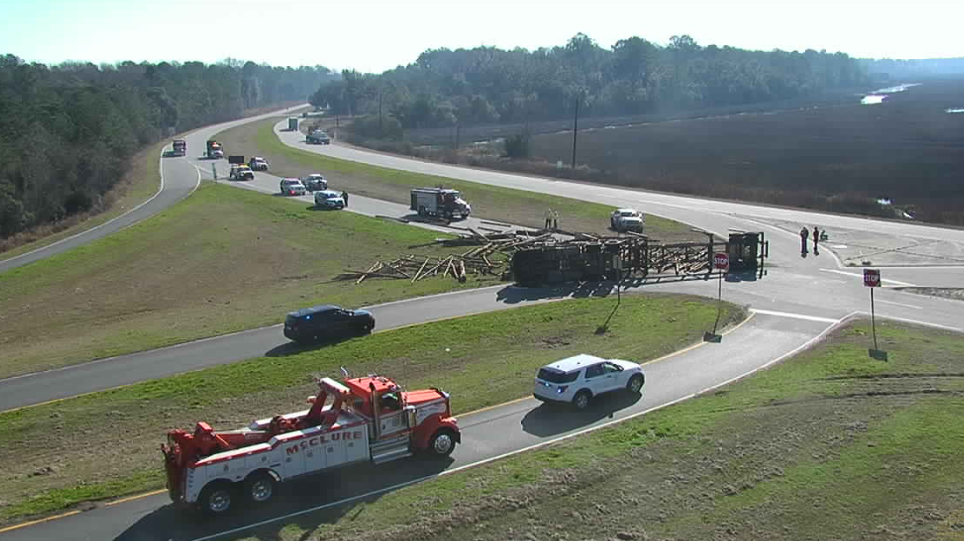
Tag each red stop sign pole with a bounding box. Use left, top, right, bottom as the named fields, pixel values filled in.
left=710, top=253, right=729, bottom=335
left=864, top=269, right=881, bottom=352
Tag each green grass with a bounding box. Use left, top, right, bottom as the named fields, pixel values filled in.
left=0, top=182, right=502, bottom=378
left=0, top=139, right=164, bottom=260
left=0, top=294, right=741, bottom=523
left=216, top=118, right=699, bottom=241
left=221, top=320, right=964, bottom=541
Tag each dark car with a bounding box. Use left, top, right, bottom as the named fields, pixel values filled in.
left=283, top=305, right=375, bottom=344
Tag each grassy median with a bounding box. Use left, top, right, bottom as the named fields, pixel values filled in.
left=216, top=118, right=702, bottom=242
left=233, top=319, right=964, bottom=541
left=0, top=294, right=742, bottom=524
left=0, top=182, right=501, bottom=378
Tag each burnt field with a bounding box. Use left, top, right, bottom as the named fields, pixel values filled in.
left=530, top=78, right=964, bottom=225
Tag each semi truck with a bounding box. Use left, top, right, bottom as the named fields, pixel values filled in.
left=410, top=187, right=472, bottom=220
left=172, top=139, right=187, bottom=157
left=162, top=374, right=461, bottom=515
left=205, top=140, right=224, bottom=159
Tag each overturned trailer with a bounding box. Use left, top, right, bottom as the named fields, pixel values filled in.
left=511, top=232, right=767, bottom=286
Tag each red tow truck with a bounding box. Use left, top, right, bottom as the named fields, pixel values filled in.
left=162, top=374, right=460, bottom=515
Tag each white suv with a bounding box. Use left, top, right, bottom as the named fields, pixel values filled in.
left=611, top=208, right=644, bottom=232
left=533, top=354, right=645, bottom=410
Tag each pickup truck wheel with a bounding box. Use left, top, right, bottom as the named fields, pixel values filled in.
left=428, top=429, right=456, bottom=457
left=244, top=472, right=275, bottom=504
left=572, top=390, right=592, bottom=410
left=199, top=482, right=235, bottom=515
left=627, top=374, right=644, bottom=394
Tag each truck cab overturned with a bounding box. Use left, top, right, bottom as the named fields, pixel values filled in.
left=162, top=375, right=460, bottom=515
left=410, top=187, right=472, bottom=220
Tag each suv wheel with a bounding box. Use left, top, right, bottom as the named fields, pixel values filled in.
left=572, top=390, right=592, bottom=410
left=627, top=374, right=644, bottom=394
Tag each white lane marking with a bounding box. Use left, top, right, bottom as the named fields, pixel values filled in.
left=874, top=299, right=922, bottom=310
left=870, top=313, right=964, bottom=332
left=749, top=309, right=840, bottom=324
left=190, top=314, right=847, bottom=541
left=819, top=268, right=916, bottom=287
left=0, top=148, right=167, bottom=267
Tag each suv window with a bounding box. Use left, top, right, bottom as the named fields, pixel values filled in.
left=537, top=368, right=579, bottom=384
left=585, top=364, right=604, bottom=379
left=603, top=362, right=621, bottom=373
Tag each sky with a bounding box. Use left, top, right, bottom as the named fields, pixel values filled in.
left=1, top=0, right=962, bottom=73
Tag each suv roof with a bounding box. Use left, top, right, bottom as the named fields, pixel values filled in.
left=542, top=354, right=606, bottom=373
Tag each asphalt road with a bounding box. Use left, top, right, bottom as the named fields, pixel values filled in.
left=0, top=107, right=303, bottom=275
left=3, top=311, right=833, bottom=541
left=2, top=113, right=962, bottom=541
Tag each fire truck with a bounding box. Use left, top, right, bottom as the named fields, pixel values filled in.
left=162, top=374, right=461, bottom=515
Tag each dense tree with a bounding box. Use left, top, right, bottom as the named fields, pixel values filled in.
left=0, top=56, right=338, bottom=239
left=312, top=34, right=868, bottom=131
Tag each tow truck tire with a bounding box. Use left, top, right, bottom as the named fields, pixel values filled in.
left=244, top=472, right=276, bottom=505
left=198, top=481, right=235, bottom=515
left=627, top=374, right=644, bottom=394
left=428, top=429, right=457, bottom=457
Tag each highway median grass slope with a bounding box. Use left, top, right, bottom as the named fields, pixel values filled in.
left=0, top=294, right=742, bottom=524
left=0, top=182, right=502, bottom=378
left=216, top=118, right=701, bottom=243
left=237, top=319, right=964, bottom=541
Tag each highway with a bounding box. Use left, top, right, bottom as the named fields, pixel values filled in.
left=0, top=106, right=302, bottom=274
left=1, top=112, right=961, bottom=541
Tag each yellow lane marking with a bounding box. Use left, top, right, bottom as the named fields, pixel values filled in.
left=0, top=510, right=81, bottom=534
left=104, top=489, right=167, bottom=506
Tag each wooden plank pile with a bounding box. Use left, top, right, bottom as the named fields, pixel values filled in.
left=334, top=228, right=551, bottom=284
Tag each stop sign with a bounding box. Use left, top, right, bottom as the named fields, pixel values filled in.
left=863, top=269, right=881, bottom=287
left=713, top=253, right=729, bottom=270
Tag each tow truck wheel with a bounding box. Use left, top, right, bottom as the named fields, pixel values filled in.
left=428, top=429, right=456, bottom=457
left=244, top=472, right=275, bottom=505
left=199, top=481, right=235, bottom=515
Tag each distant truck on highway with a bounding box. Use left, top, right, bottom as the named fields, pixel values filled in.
left=205, top=140, right=224, bottom=159
left=172, top=139, right=186, bottom=157
left=410, top=187, right=472, bottom=220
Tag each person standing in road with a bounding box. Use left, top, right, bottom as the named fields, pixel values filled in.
left=341, top=191, right=349, bottom=207
left=545, top=208, right=554, bottom=230
left=800, top=226, right=809, bottom=254
left=553, top=210, right=560, bottom=231
left=812, top=226, right=820, bottom=255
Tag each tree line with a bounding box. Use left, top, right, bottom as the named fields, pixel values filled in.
left=310, top=34, right=868, bottom=133
left=0, top=56, right=337, bottom=239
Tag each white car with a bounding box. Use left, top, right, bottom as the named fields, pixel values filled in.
left=611, top=208, right=644, bottom=232
left=533, top=354, right=645, bottom=410
left=314, top=190, right=345, bottom=210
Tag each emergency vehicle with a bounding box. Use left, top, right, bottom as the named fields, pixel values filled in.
left=162, top=374, right=460, bottom=515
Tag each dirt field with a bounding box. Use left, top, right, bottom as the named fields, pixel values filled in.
left=236, top=319, right=964, bottom=541
left=530, top=78, right=964, bottom=225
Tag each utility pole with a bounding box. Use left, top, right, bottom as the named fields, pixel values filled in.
left=571, top=94, right=580, bottom=169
